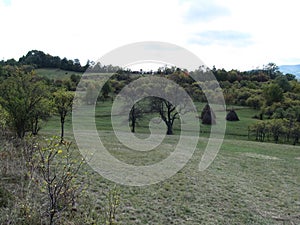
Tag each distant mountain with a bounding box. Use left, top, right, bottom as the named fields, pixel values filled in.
left=279, top=64, right=300, bottom=78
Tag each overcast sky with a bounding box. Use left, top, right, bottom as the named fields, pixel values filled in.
left=0, top=0, right=299, bottom=71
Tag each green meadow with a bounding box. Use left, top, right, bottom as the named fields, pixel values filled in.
left=35, top=68, right=83, bottom=80
left=37, top=100, right=300, bottom=224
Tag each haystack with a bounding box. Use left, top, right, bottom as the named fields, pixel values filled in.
left=226, top=110, right=239, bottom=121
left=201, top=104, right=216, bottom=125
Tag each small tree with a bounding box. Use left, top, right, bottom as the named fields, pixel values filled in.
left=53, top=90, right=74, bottom=143
left=249, top=121, right=267, bottom=142
left=149, top=78, right=192, bottom=135
left=30, top=98, right=52, bottom=135
left=151, top=97, right=179, bottom=135
left=29, top=137, right=83, bottom=225
left=104, top=186, right=121, bottom=225
left=268, top=119, right=286, bottom=143
left=116, top=85, right=147, bottom=133
left=101, top=81, right=112, bottom=100
left=129, top=103, right=144, bottom=133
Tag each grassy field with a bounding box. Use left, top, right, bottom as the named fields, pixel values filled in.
left=44, top=101, right=259, bottom=140
left=94, top=138, right=300, bottom=224
left=35, top=68, right=83, bottom=80
left=37, top=101, right=300, bottom=224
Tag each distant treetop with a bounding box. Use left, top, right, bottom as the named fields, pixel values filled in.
left=18, top=50, right=89, bottom=72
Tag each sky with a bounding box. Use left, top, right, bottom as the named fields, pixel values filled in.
left=0, top=0, right=300, bottom=71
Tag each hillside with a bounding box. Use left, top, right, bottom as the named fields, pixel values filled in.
left=36, top=68, right=83, bottom=80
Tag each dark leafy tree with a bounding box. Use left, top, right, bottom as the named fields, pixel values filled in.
left=275, top=75, right=291, bottom=92
left=263, top=83, right=284, bottom=106
left=264, top=62, right=280, bottom=79
left=5, top=58, right=18, bottom=66
left=19, top=50, right=87, bottom=72
left=0, top=69, right=50, bottom=138
left=285, top=73, right=296, bottom=81
left=291, top=123, right=300, bottom=145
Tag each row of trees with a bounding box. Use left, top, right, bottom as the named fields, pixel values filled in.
left=5, top=50, right=297, bottom=83
left=249, top=119, right=300, bottom=145
left=1, top=50, right=88, bottom=72
left=1, top=50, right=123, bottom=73
left=91, top=64, right=297, bottom=109
left=211, top=62, right=296, bottom=83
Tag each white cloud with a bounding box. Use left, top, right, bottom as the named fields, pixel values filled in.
left=189, top=30, right=253, bottom=47
left=181, top=0, right=230, bottom=23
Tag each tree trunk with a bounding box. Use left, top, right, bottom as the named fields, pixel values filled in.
left=166, top=122, right=173, bottom=135
left=61, top=117, right=65, bottom=143
left=17, top=130, right=25, bottom=139
left=16, top=122, right=26, bottom=139
left=49, top=210, right=55, bottom=225
left=293, top=136, right=299, bottom=145
left=131, top=118, right=136, bottom=133
left=131, top=106, right=136, bottom=133
left=32, top=117, right=39, bottom=135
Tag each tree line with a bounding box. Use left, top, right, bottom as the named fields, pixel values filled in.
left=1, top=54, right=300, bottom=144
left=1, top=50, right=124, bottom=73
left=248, top=119, right=300, bottom=145
left=1, top=50, right=88, bottom=72
left=3, top=50, right=296, bottom=82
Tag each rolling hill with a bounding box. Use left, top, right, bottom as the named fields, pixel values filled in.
left=279, top=64, right=300, bottom=78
